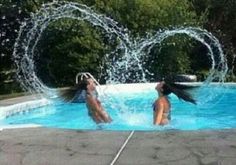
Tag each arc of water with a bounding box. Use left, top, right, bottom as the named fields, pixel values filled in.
left=13, top=1, right=132, bottom=97
left=134, top=27, right=228, bottom=106
left=13, top=1, right=228, bottom=105
left=136, top=27, right=228, bottom=83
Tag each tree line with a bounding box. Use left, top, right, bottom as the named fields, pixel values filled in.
left=0, top=0, right=236, bottom=94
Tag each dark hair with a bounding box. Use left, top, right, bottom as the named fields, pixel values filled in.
left=162, top=78, right=197, bottom=104
left=59, top=79, right=88, bottom=102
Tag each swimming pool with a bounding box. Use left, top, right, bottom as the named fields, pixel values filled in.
left=1, top=83, right=236, bottom=130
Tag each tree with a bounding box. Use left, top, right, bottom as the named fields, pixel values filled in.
left=36, top=19, right=111, bottom=87
left=0, top=1, right=30, bottom=94
left=4, top=0, right=231, bottom=94
left=190, top=0, right=236, bottom=80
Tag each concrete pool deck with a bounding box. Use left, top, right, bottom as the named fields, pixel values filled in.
left=0, top=93, right=236, bottom=164
left=0, top=128, right=236, bottom=165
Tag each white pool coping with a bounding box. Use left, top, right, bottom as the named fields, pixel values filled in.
left=97, top=82, right=236, bottom=94
left=0, top=98, right=51, bottom=130
left=0, top=124, right=41, bottom=131
left=0, top=98, right=51, bottom=119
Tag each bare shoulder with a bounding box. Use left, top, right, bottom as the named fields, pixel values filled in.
left=157, top=97, right=165, bottom=103
left=155, top=98, right=164, bottom=108
left=158, top=97, right=170, bottom=107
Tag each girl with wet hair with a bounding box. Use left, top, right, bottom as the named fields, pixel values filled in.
left=60, top=78, right=112, bottom=124
left=153, top=78, right=197, bottom=125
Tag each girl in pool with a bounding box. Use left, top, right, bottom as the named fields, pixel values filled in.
left=60, top=78, right=112, bottom=124
left=153, top=79, right=196, bottom=125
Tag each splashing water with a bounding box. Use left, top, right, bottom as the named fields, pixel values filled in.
left=13, top=1, right=132, bottom=97
left=13, top=1, right=228, bottom=107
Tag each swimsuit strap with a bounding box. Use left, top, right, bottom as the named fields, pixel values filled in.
left=152, top=103, right=156, bottom=111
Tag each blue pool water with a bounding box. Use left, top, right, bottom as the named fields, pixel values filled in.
left=2, top=84, right=236, bottom=130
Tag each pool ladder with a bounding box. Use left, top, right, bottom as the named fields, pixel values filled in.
left=75, top=72, right=100, bottom=85
left=75, top=72, right=110, bottom=101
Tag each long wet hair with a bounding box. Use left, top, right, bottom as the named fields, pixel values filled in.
left=161, top=76, right=197, bottom=104
left=59, top=79, right=88, bottom=102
